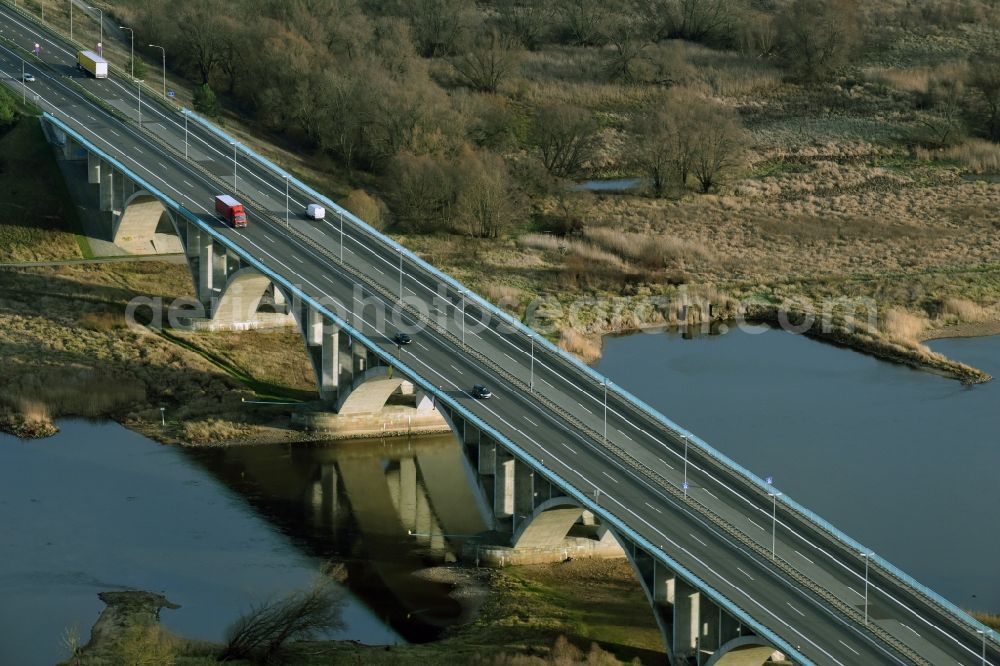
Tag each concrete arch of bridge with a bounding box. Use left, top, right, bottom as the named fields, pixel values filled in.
left=212, top=266, right=274, bottom=328
left=336, top=366, right=408, bottom=415
left=704, top=637, right=781, bottom=666
left=114, top=191, right=178, bottom=254
left=511, top=497, right=586, bottom=549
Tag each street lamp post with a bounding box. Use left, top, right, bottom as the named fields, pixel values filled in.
left=70, top=0, right=73, bottom=42
left=529, top=334, right=535, bottom=390
left=119, top=26, right=133, bottom=77
left=21, top=58, right=25, bottom=105
left=603, top=378, right=608, bottom=443
left=397, top=248, right=403, bottom=302
left=149, top=43, right=166, bottom=97
left=861, top=552, right=871, bottom=626
left=339, top=212, right=344, bottom=262
left=87, top=6, right=103, bottom=52
left=977, top=630, right=989, bottom=666
left=183, top=112, right=188, bottom=158
left=159, top=407, right=165, bottom=426
left=459, top=289, right=467, bottom=345
left=136, top=79, right=143, bottom=125
left=682, top=434, right=689, bottom=496
left=768, top=490, right=782, bottom=559
left=284, top=175, right=289, bottom=226
left=230, top=141, right=237, bottom=190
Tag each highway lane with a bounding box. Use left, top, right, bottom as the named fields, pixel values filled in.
left=3, top=3, right=996, bottom=660
left=0, top=47, right=900, bottom=665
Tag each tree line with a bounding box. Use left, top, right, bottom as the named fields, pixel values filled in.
left=118, top=0, right=1000, bottom=237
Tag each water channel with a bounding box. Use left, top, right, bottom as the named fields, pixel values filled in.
left=1, top=326, right=997, bottom=664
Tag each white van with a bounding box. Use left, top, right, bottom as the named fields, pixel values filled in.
left=306, top=203, right=326, bottom=221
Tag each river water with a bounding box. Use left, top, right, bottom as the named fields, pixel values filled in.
left=1, top=328, right=997, bottom=664
left=0, top=424, right=473, bottom=666
left=594, top=324, right=1000, bottom=613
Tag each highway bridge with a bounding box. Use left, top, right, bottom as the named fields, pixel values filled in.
left=0, top=3, right=996, bottom=664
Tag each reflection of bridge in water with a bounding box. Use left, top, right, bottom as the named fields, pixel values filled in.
left=186, top=435, right=523, bottom=642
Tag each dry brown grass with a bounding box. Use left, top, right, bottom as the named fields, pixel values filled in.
left=558, top=327, right=602, bottom=363
left=940, top=297, right=989, bottom=322
left=81, top=311, right=126, bottom=332
left=863, top=62, right=969, bottom=94
left=916, top=140, right=1000, bottom=174
left=180, top=418, right=255, bottom=444
left=972, top=612, right=1000, bottom=632
left=583, top=228, right=714, bottom=268
left=882, top=308, right=929, bottom=343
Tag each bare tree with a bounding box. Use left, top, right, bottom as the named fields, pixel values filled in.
left=604, top=17, right=649, bottom=82
left=688, top=102, right=747, bottom=192
left=633, top=0, right=735, bottom=44
left=456, top=148, right=515, bottom=238
left=555, top=0, right=613, bottom=46
left=407, top=0, right=478, bottom=56
left=968, top=52, right=1000, bottom=142
left=494, top=0, right=554, bottom=49
left=452, top=30, right=522, bottom=93
left=776, top=0, right=862, bottom=82
left=220, top=576, right=345, bottom=663
left=531, top=105, right=600, bottom=178
left=631, top=89, right=747, bottom=194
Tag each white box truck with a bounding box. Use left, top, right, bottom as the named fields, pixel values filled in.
left=306, top=203, right=326, bottom=221
left=77, top=50, right=108, bottom=79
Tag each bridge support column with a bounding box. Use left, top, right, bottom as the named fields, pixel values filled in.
left=211, top=242, right=229, bottom=291
left=87, top=151, right=100, bottom=184
left=320, top=325, right=340, bottom=401
left=185, top=220, right=202, bottom=259
left=494, top=448, right=514, bottom=525
left=513, top=459, right=534, bottom=535
left=352, top=341, right=367, bottom=375
left=198, top=235, right=214, bottom=302
left=98, top=158, right=114, bottom=211
left=673, top=578, right=699, bottom=662
left=307, top=307, right=324, bottom=346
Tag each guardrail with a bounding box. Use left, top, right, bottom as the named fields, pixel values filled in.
left=0, top=0, right=180, bottom=114
left=183, top=106, right=997, bottom=654
left=40, top=109, right=818, bottom=666
left=45, top=90, right=925, bottom=662
left=10, top=0, right=991, bottom=649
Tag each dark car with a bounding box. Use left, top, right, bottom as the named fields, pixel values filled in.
left=393, top=332, right=412, bottom=346
left=472, top=384, right=492, bottom=399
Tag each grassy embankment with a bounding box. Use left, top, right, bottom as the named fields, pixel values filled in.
left=12, top=0, right=999, bottom=384
left=0, top=111, right=321, bottom=440
left=65, top=560, right=664, bottom=666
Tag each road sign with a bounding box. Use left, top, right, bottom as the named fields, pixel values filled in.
left=33, top=43, right=40, bottom=55
left=166, top=89, right=175, bottom=98
left=682, top=481, right=689, bottom=490
left=97, top=42, right=103, bottom=55
left=765, top=475, right=773, bottom=485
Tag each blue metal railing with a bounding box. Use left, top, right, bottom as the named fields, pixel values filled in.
left=181, top=109, right=994, bottom=644
left=43, top=110, right=812, bottom=665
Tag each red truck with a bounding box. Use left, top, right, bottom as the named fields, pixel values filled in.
left=215, top=195, right=248, bottom=228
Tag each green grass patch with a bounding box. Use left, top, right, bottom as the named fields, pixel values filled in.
left=0, top=114, right=86, bottom=263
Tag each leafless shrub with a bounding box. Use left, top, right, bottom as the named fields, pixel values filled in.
left=776, top=0, right=863, bottom=82
left=531, top=105, right=600, bottom=178
left=452, top=30, right=522, bottom=93
left=219, top=576, right=345, bottom=664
